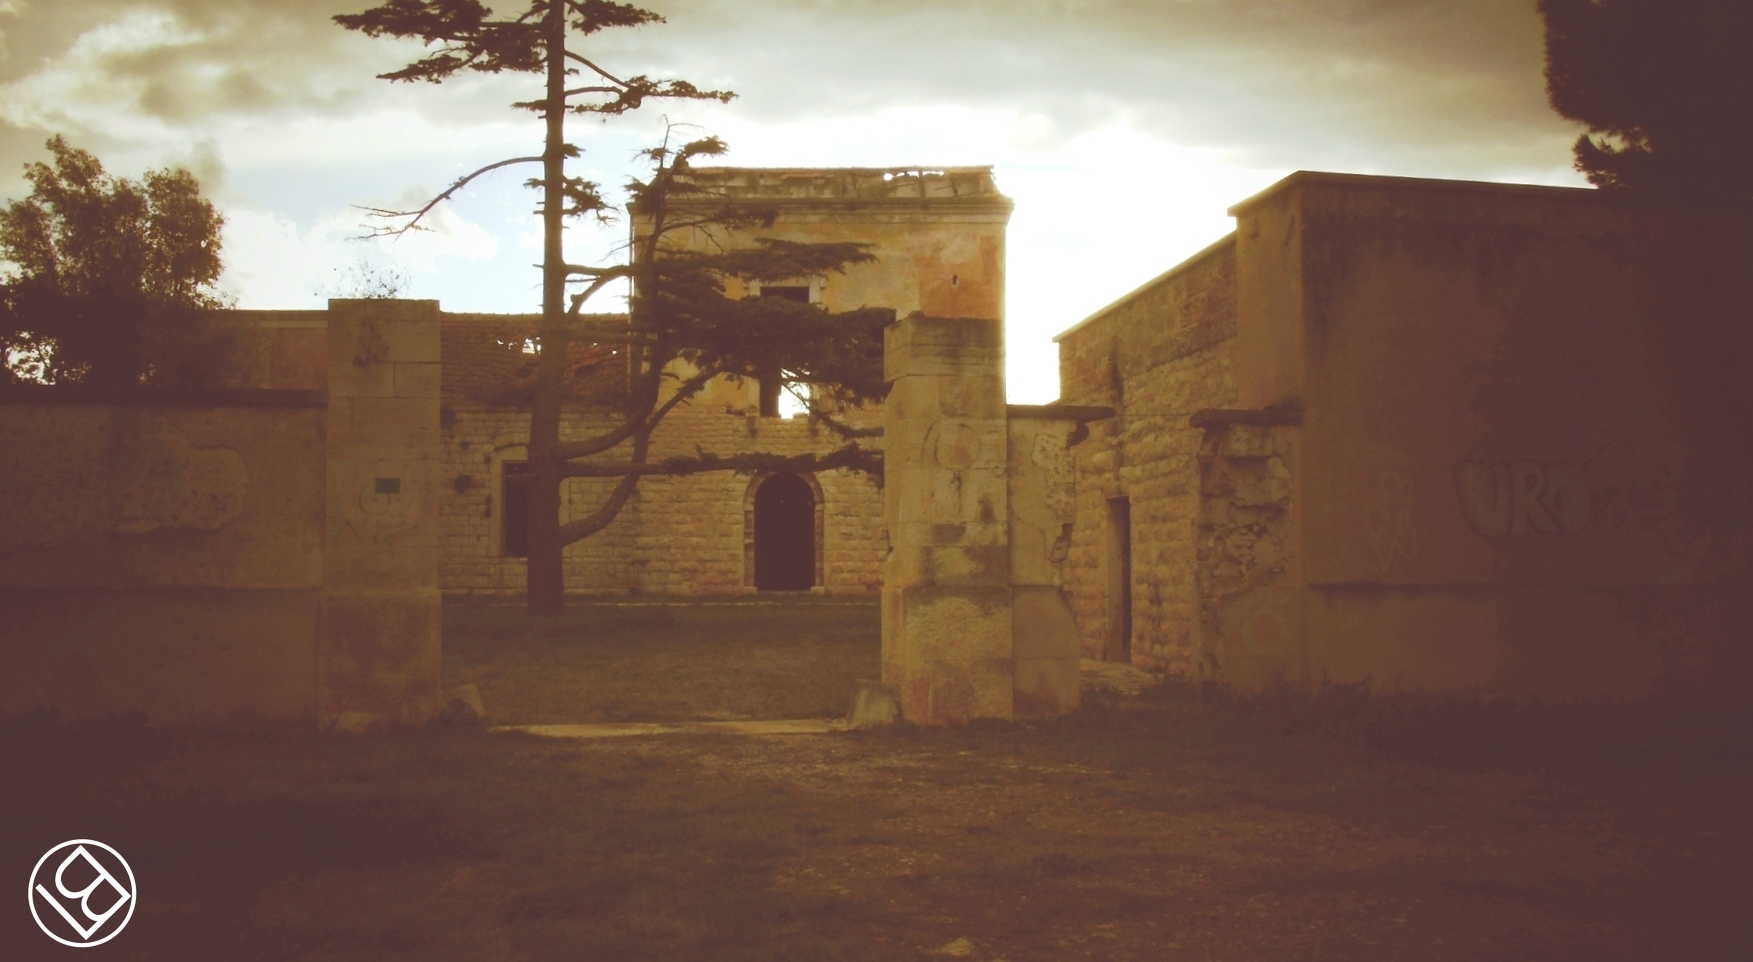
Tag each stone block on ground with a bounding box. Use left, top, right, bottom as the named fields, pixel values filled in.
left=845, top=679, right=899, bottom=729
left=440, top=683, right=485, bottom=724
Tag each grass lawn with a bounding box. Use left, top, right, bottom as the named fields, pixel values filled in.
left=7, top=601, right=1752, bottom=960
left=441, top=597, right=881, bottom=723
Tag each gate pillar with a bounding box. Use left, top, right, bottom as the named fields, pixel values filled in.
left=881, top=314, right=1015, bottom=723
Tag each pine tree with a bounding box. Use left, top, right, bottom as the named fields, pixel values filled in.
left=337, top=1, right=887, bottom=615
left=1540, top=0, right=1753, bottom=213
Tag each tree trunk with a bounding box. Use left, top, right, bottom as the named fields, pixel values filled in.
left=525, top=0, right=569, bottom=617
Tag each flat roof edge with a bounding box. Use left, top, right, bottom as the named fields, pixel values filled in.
left=1226, top=170, right=1606, bottom=216
left=1053, top=232, right=1236, bottom=343
left=684, top=165, right=995, bottom=175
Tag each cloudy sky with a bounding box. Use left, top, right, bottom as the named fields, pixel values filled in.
left=0, top=0, right=1587, bottom=401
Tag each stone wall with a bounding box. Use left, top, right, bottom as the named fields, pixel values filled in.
left=1255, top=174, right=1753, bottom=703
left=0, top=390, right=327, bottom=723
left=436, top=397, right=885, bottom=597
left=1056, top=171, right=1753, bottom=704
left=1193, top=417, right=1300, bottom=690
left=1055, top=238, right=1239, bottom=674
left=882, top=314, right=1015, bottom=723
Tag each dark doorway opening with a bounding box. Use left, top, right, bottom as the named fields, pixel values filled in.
left=1106, top=496, right=1132, bottom=662
left=755, top=473, right=816, bottom=590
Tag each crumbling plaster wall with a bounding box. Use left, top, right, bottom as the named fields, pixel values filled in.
left=880, top=315, right=1086, bottom=724
left=1055, top=238, right=1239, bottom=675
left=1194, top=419, right=1300, bottom=691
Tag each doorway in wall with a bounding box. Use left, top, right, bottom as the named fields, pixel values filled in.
left=1106, top=496, right=1132, bottom=662
left=754, top=472, right=817, bottom=591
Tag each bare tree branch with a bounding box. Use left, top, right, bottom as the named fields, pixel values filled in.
left=805, top=403, right=884, bottom=440
left=548, top=364, right=713, bottom=461
left=356, top=156, right=542, bottom=238
left=559, top=444, right=881, bottom=479
left=564, top=51, right=631, bottom=88
left=556, top=428, right=649, bottom=545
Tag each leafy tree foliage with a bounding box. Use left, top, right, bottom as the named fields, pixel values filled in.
left=1540, top=0, right=1753, bottom=212
left=0, top=136, right=232, bottom=386
left=338, top=1, right=887, bottom=614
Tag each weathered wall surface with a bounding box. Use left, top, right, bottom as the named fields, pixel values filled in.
left=1072, top=173, right=1753, bottom=702
left=319, top=299, right=444, bottom=725
left=1058, top=172, right=1753, bottom=703
left=1007, top=413, right=1083, bottom=717
left=1055, top=239, right=1239, bottom=674
left=223, top=311, right=330, bottom=391
left=662, top=168, right=1011, bottom=321
left=882, top=314, right=1014, bottom=723
left=437, top=400, right=884, bottom=596
left=1258, top=176, right=1753, bottom=703
left=0, top=394, right=326, bottom=722
left=433, top=308, right=886, bottom=597
left=1194, top=419, right=1300, bottom=691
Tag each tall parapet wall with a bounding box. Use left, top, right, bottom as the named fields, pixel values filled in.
left=0, top=299, right=447, bottom=726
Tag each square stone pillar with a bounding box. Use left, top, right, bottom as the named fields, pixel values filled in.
left=882, top=314, right=1013, bottom=723
left=318, top=299, right=444, bottom=726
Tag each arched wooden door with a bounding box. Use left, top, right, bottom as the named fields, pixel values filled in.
left=753, top=473, right=816, bottom=590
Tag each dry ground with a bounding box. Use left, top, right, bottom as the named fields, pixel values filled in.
left=441, top=597, right=881, bottom=723
left=6, top=601, right=1751, bottom=960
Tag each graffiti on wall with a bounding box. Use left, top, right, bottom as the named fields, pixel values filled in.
left=1452, top=460, right=1589, bottom=539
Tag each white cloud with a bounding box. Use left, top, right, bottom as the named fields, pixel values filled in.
left=2, top=0, right=1594, bottom=399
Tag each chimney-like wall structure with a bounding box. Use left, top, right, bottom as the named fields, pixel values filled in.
left=881, top=314, right=1088, bottom=724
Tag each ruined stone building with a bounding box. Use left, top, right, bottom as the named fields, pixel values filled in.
left=429, top=166, right=1011, bottom=599
left=7, top=166, right=1751, bottom=727
left=1056, top=172, right=1752, bottom=703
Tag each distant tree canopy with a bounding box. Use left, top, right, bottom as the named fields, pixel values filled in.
left=1540, top=0, right=1753, bottom=214
left=0, top=136, right=232, bottom=387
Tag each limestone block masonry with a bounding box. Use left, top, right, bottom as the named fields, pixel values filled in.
left=1056, top=171, right=1753, bottom=704
left=881, top=314, right=1086, bottom=724
left=319, top=299, right=444, bottom=727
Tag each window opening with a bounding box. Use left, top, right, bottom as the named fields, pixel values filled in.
left=759, top=286, right=813, bottom=417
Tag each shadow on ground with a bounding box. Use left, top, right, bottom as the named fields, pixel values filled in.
left=8, top=604, right=1753, bottom=960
